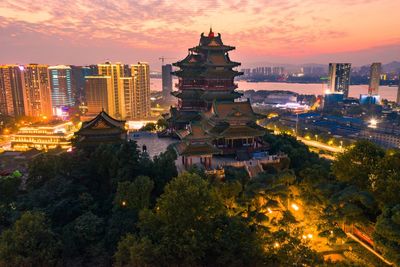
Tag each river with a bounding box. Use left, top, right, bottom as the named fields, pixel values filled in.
left=150, top=78, right=399, bottom=102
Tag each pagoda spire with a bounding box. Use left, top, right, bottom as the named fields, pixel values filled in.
left=208, top=27, right=214, bottom=38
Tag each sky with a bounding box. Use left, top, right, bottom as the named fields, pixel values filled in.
left=1, top=0, right=400, bottom=69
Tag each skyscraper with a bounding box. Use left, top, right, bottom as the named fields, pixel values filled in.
left=49, top=65, right=74, bottom=115
left=397, top=76, right=400, bottom=105
left=162, top=64, right=173, bottom=99
left=0, top=65, right=26, bottom=117
left=328, top=63, right=351, bottom=98
left=84, top=76, right=113, bottom=115
left=120, top=77, right=135, bottom=119
left=97, top=62, right=124, bottom=119
left=24, top=64, right=52, bottom=117
left=131, top=62, right=151, bottom=119
left=368, top=62, right=381, bottom=95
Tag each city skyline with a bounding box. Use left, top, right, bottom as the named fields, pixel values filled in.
left=1, top=0, right=400, bottom=68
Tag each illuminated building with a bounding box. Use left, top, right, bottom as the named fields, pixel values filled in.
left=360, top=94, right=380, bottom=105
left=323, top=92, right=344, bottom=110
left=120, top=77, right=135, bottom=119
left=49, top=65, right=74, bottom=116
left=168, top=28, right=242, bottom=129
left=24, top=64, right=52, bottom=118
left=162, top=64, right=173, bottom=99
left=75, top=110, right=127, bottom=148
left=97, top=62, right=124, bottom=119
left=0, top=65, right=26, bottom=117
left=328, top=63, right=351, bottom=98
left=397, top=78, right=400, bottom=105
left=131, top=62, right=151, bottom=119
left=84, top=76, right=113, bottom=116
left=368, top=63, right=381, bottom=95
left=11, top=121, right=74, bottom=151
left=168, top=29, right=267, bottom=166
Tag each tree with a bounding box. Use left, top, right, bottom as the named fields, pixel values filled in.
left=332, top=140, right=385, bottom=190
left=374, top=152, right=400, bottom=206
left=140, top=123, right=157, bottom=132
left=373, top=204, right=400, bottom=266
left=114, top=176, right=154, bottom=211
left=62, top=211, right=106, bottom=266
left=0, top=211, right=60, bottom=267
left=115, top=173, right=265, bottom=266
left=0, top=172, right=21, bottom=204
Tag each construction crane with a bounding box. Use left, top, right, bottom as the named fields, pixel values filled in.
left=158, top=57, right=175, bottom=65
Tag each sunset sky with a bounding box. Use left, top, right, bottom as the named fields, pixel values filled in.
left=1, top=0, right=400, bottom=69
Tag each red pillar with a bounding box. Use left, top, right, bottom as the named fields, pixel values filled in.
left=189, top=157, right=192, bottom=166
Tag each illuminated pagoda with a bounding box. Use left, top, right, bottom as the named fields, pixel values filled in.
left=168, top=29, right=267, bottom=168
left=74, top=110, right=127, bottom=148
left=168, top=28, right=243, bottom=129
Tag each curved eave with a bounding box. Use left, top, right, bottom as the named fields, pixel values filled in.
left=189, top=45, right=235, bottom=52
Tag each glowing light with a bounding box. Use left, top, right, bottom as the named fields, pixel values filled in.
left=121, top=201, right=127, bottom=206
left=18, top=65, right=24, bottom=71
left=291, top=203, right=299, bottom=211
left=369, top=118, right=378, bottom=128
left=302, top=235, right=307, bottom=239
left=274, top=242, right=280, bottom=248
left=307, top=234, right=313, bottom=239
left=267, top=208, right=273, bottom=214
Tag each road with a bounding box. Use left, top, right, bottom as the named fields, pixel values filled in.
left=296, top=137, right=344, bottom=153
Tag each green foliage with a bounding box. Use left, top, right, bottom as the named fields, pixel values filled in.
left=332, top=140, right=385, bottom=190
left=373, top=205, right=400, bottom=266
left=114, top=176, right=154, bottom=211
left=0, top=173, right=21, bottom=204
left=115, top=173, right=265, bottom=266
left=265, top=230, right=322, bottom=266
left=140, top=122, right=157, bottom=132
left=0, top=211, right=60, bottom=267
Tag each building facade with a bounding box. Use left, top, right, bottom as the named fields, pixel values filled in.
left=368, top=62, right=381, bottom=95
left=24, top=64, right=52, bottom=118
left=131, top=62, right=151, bottom=119
left=162, top=64, right=173, bottom=99
left=328, top=63, right=351, bottom=98
left=49, top=65, right=74, bottom=115
left=84, top=76, right=113, bottom=116
left=11, top=121, right=74, bottom=151
left=97, top=62, right=124, bottom=119
left=0, top=65, right=26, bottom=117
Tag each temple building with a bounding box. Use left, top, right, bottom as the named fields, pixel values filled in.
left=168, top=28, right=243, bottom=129
left=168, top=29, right=267, bottom=168
left=74, top=110, right=127, bottom=148
left=11, top=121, right=74, bottom=151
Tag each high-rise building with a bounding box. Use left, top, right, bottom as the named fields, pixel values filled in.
left=49, top=65, right=74, bottom=115
left=120, top=77, right=135, bottom=119
left=24, top=64, right=52, bottom=118
left=162, top=64, right=173, bottom=99
left=84, top=76, right=113, bottom=116
left=131, top=62, right=151, bottom=119
left=97, top=62, right=124, bottom=119
left=328, top=63, right=351, bottom=98
left=397, top=76, right=400, bottom=105
left=368, top=62, right=381, bottom=95
left=0, top=65, right=26, bottom=117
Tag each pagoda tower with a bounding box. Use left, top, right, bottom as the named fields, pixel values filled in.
left=168, top=28, right=243, bottom=129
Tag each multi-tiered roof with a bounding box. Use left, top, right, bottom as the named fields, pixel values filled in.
left=169, top=29, right=243, bottom=128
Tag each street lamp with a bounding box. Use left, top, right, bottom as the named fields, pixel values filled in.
left=291, top=203, right=300, bottom=211
left=314, top=134, right=318, bottom=141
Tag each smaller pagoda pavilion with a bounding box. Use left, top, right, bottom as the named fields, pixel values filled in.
left=174, top=100, right=266, bottom=169
left=74, top=110, right=127, bottom=148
